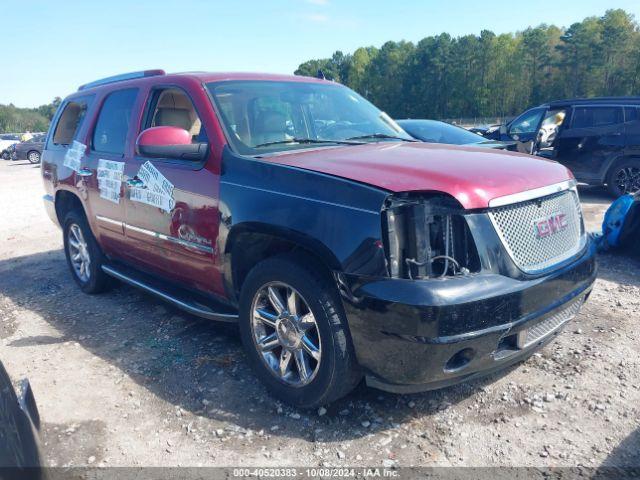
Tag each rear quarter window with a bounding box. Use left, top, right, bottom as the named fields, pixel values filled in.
left=571, top=107, right=623, bottom=129
left=52, top=96, right=94, bottom=146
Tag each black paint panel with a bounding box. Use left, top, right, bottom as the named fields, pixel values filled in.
left=340, top=237, right=597, bottom=387
left=218, top=147, right=389, bottom=276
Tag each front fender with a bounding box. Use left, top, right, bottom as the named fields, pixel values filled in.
left=218, top=146, right=389, bottom=277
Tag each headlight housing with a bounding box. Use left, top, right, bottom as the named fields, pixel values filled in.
left=382, top=194, right=480, bottom=279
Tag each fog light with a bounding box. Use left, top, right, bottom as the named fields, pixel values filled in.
left=444, top=348, right=475, bottom=373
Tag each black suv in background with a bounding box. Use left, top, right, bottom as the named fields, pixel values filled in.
left=487, top=97, right=640, bottom=197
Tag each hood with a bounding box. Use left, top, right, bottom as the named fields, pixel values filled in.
left=261, top=142, right=573, bottom=210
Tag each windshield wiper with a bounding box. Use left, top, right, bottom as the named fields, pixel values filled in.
left=253, top=138, right=364, bottom=148
left=345, top=133, right=417, bottom=142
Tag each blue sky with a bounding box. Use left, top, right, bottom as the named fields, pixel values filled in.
left=3, top=0, right=639, bottom=107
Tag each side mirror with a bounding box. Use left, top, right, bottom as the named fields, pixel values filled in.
left=136, top=126, right=208, bottom=161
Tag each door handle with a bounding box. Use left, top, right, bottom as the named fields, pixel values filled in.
left=126, top=178, right=145, bottom=188
left=77, top=168, right=93, bottom=177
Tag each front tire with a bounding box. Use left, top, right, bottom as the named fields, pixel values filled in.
left=239, top=255, right=361, bottom=408
left=607, top=158, right=640, bottom=198
left=62, top=210, right=111, bottom=294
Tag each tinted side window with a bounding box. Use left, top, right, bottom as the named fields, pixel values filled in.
left=92, top=89, right=138, bottom=155
left=52, top=97, right=93, bottom=145
left=571, top=107, right=623, bottom=129
left=625, top=107, right=639, bottom=122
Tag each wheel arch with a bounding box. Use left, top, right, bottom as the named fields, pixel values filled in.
left=223, top=222, right=342, bottom=302
left=54, top=189, right=87, bottom=226
left=604, top=154, right=640, bottom=194
left=604, top=154, right=640, bottom=182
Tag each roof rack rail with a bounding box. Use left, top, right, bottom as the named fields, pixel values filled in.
left=548, top=96, right=640, bottom=105
left=78, top=69, right=166, bottom=91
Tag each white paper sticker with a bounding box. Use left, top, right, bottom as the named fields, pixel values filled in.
left=97, top=159, right=124, bottom=181
left=97, top=159, right=125, bottom=205
left=130, top=187, right=175, bottom=213
left=100, top=188, right=121, bottom=204
left=63, top=140, right=86, bottom=172
left=130, top=161, right=175, bottom=213
left=138, top=161, right=174, bottom=197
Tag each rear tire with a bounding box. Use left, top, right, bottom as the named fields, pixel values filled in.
left=27, top=151, right=40, bottom=164
left=62, top=210, right=111, bottom=294
left=606, top=158, right=640, bottom=198
left=238, top=254, right=361, bottom=408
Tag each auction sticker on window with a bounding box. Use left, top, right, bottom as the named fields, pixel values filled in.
left=97, top=159, right=124, bottom=204
left=63, top=140, right=86, bottom=172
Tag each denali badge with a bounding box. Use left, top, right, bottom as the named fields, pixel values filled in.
left=534, top=213, right=568, bottom=239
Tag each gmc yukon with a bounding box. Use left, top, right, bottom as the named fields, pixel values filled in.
left=41, top=70, right=597, bottom=407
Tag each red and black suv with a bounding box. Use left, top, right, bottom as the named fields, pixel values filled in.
left=42, top=70, right=597, bottom=407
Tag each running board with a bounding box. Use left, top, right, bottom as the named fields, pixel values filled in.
left=101, top=264, right=238, bottom=322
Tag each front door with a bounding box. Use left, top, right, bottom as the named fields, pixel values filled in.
left=505, top=107, right=547, bottom=153
left=122, top=85, right=223, bottom=297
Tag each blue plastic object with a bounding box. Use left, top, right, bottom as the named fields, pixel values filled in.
left=601, top=194, right=635, bottom=249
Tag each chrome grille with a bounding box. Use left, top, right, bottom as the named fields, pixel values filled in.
left=518, top=297, right=584, bottom=348
left=488, top=189, right=585, bottom=273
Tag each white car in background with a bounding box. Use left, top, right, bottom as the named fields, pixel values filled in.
left=0, top=134, right=21, bottom=159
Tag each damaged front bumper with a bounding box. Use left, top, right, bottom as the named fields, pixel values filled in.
left=339, top=236, right=597, bottom=393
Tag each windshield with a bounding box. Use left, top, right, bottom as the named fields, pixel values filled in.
left=206, top=80, right=412, bottom=155
left=397, top=120, right=484, bottom=145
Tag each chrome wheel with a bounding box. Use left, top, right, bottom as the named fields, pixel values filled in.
left=67, top=224, right=91, bottom=283
left=614, top=166, right=640, bottom=195
left=250, top=282, right=321, bottom=386
left=27, top=151, right=40, bottom=164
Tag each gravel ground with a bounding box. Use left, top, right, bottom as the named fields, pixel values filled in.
left=0, top=158, right=639, bottom=469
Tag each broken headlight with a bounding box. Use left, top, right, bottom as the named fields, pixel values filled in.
left=383, top=194, right=480, bottom=279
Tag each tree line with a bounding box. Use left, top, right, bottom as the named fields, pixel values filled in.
left=0, top=98, right=61, bottom=133
left=295, top=9, right=640, bottom=121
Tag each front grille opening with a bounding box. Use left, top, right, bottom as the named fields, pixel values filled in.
left=488, top=189, right=585, bottom=273
left=518, top=297, right=584, bottom=349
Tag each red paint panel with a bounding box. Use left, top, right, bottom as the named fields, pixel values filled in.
left=261, top=142, right=574, bottom=210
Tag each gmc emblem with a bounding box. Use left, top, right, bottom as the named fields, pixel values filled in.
left=534, top=213, right=568, bottom=239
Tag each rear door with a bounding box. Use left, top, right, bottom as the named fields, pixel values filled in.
left=122, top=84, right=224, bottom=296
left=554, top=105, right=625, bottom=182
left=80, top=88, right=140, bottom=256
left=624, top=106, right=640, bottom=158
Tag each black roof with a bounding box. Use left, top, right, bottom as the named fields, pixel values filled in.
left=545, top=96, right=640, bottom=107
